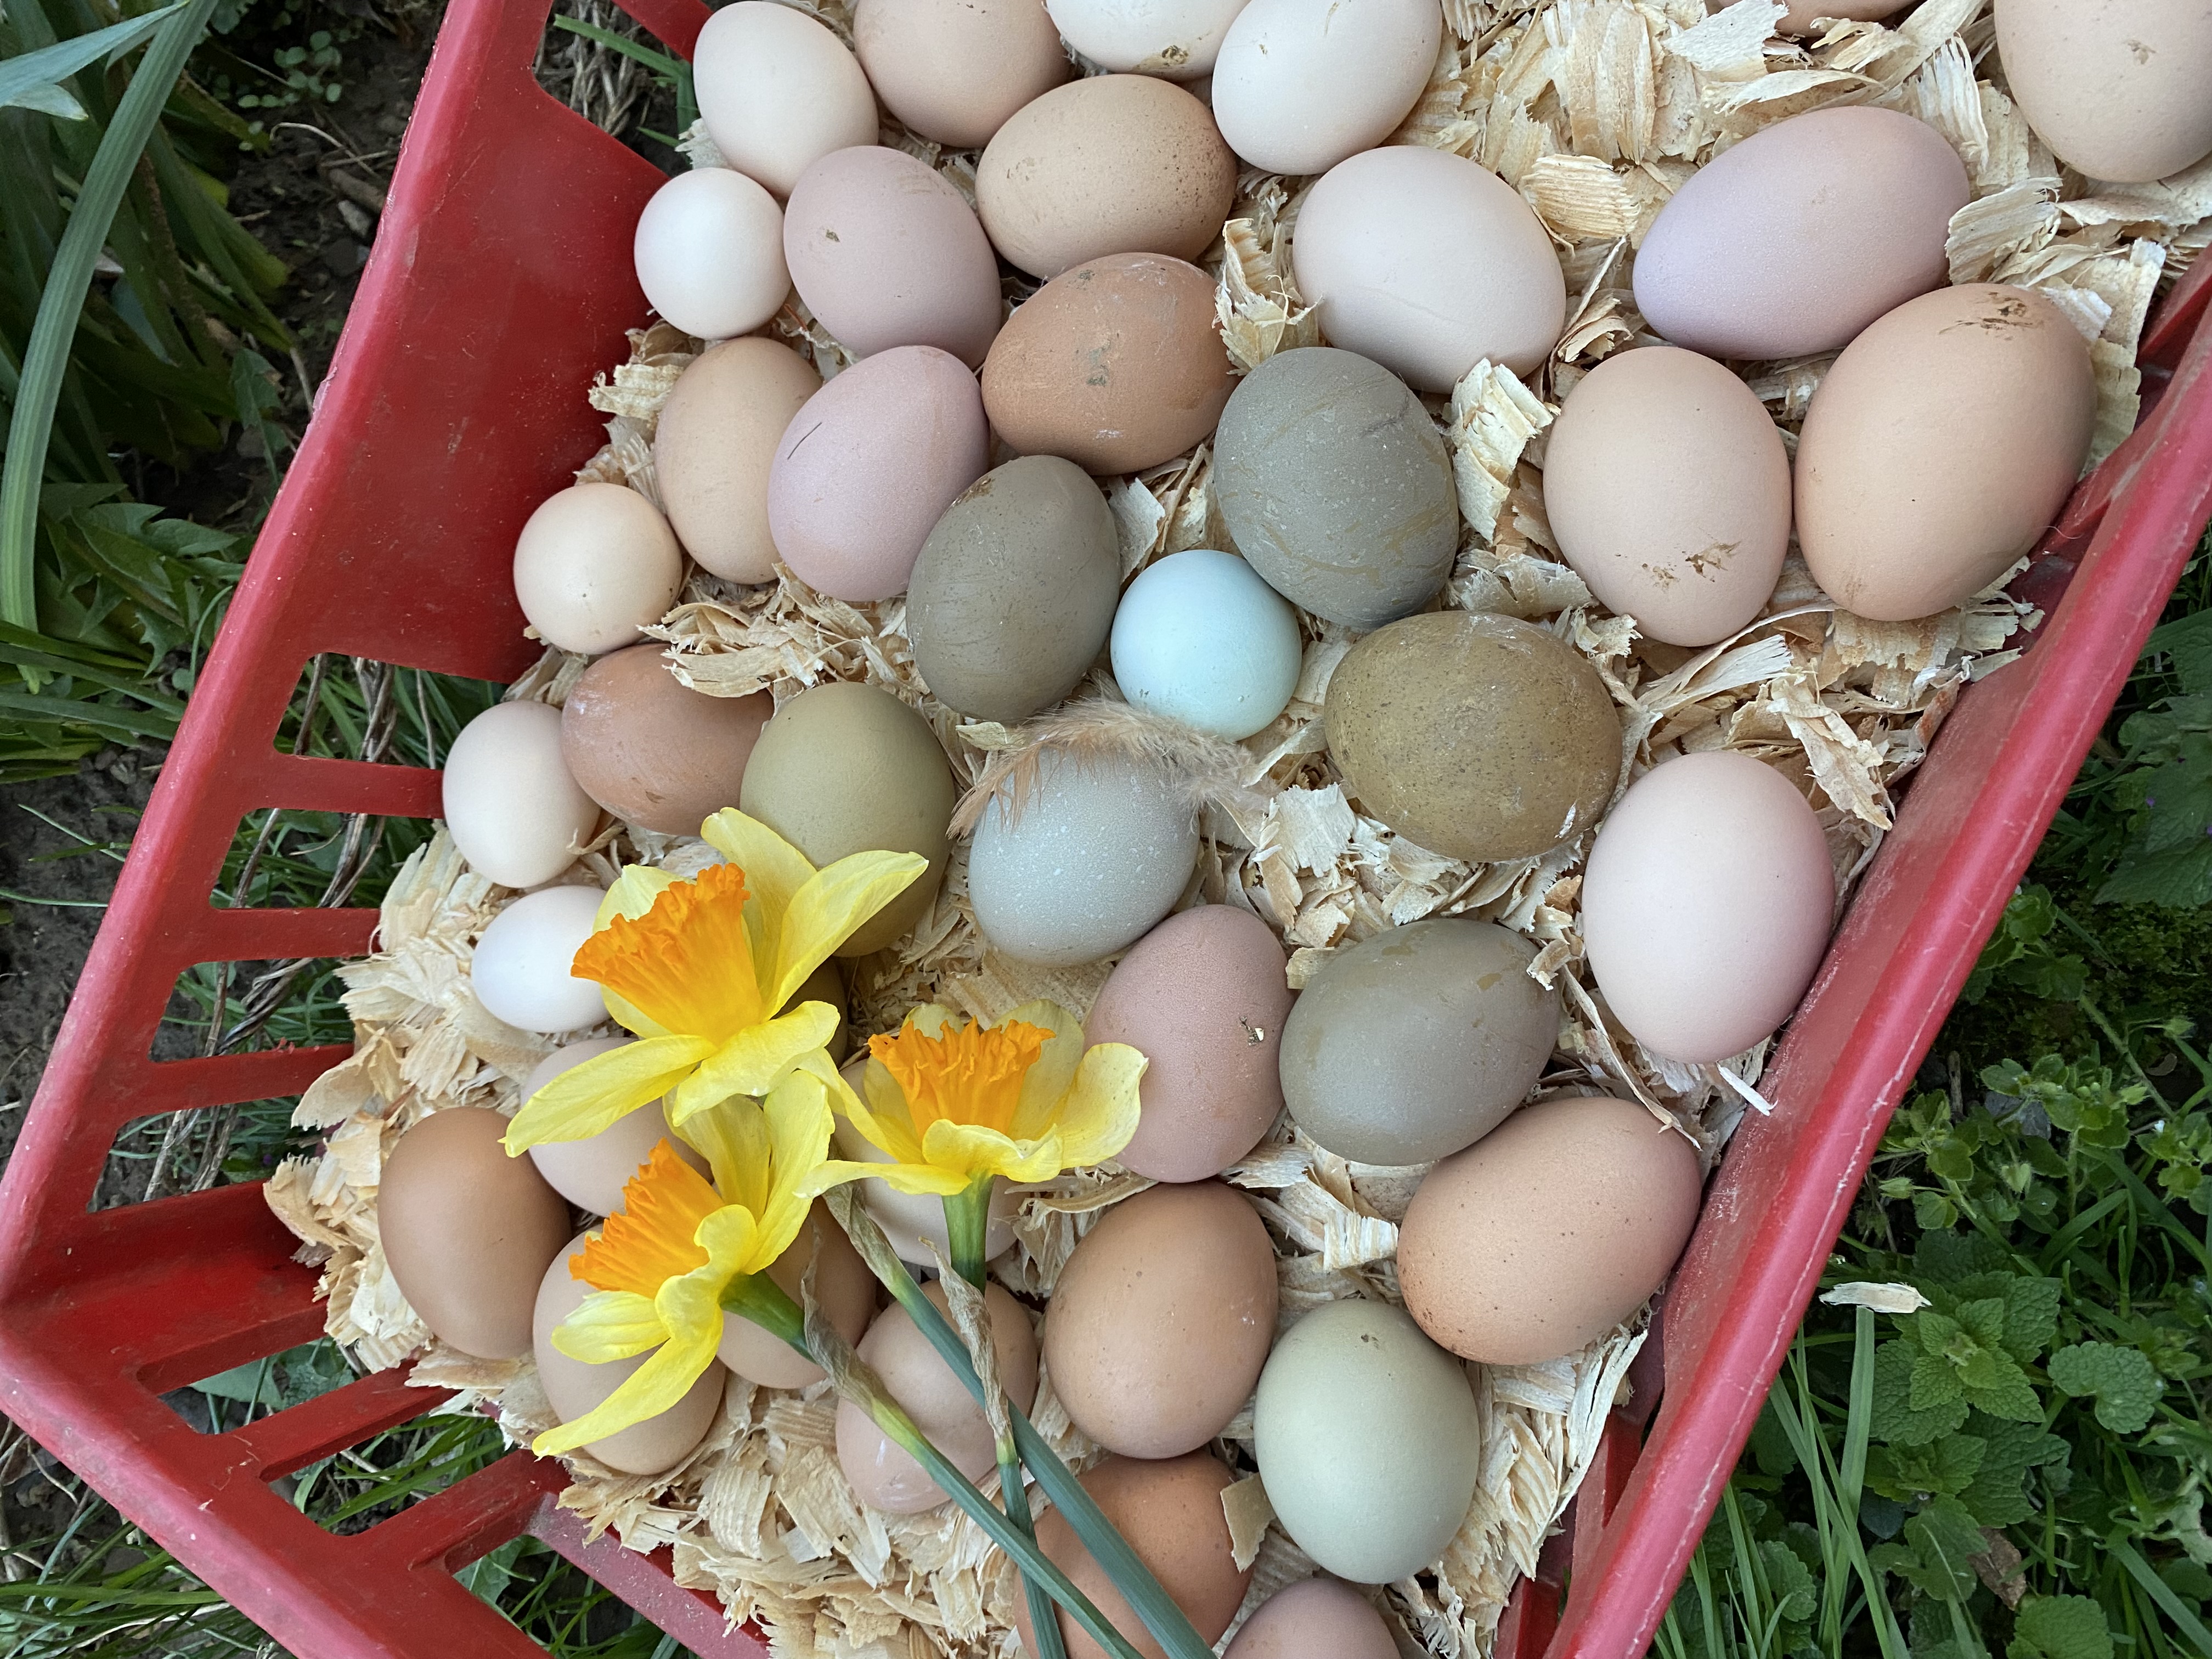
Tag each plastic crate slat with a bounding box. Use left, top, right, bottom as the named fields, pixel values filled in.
left=364, top=1451, right=569, bottom=1570
left=232, top=1369, right=453, bottom=1483
left=529, top=1498, right=770, bottom=1657
left=243, top=754, right=446, bottom=819
left=183, top=905, right=381, bottom=967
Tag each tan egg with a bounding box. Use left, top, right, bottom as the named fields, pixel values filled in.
left=1012, top=1452, right=1252, bottom=1659
left=1224, top=1578, right=1399, bottom=1659
left=520, top=1039, right=709, bottom=1215
left=631, top=168, right=790, bottom=341
left=1542, top=346, right=1792, bottom=647
left=653, top=338, right=821, bottom=586
left=1211, top=0, right=1440, bottom=175
left=834, top=1280, right=1039, bottom=1513
left=471, top=884, right=609, bottom=1034
left=1085, top=906, right=1291, bottom=1182
left=441, top=701, right=599, bottom=890
left=381, top=1107, right=571, bottom=1360
left=693, top=2, right=877, bottom=199
left=853, top=0, right=1068, bottom=150
left=1996, top=0, right=2212, bottom=184
left=1795, top=283, right=2095, bottom=622
left=558, top=646, right=770, bottom=836
left=1043, top=1183, right=1278, bottom=1457
left=783, top=148, right=1003, bottom=369
left=1768, top=0, right=1904, bottom=33
left=738, top=682, right=957, bottom=956
left=981, top=253, right=1234, bottom=475
left=1397, top=1096, right=1705, bottom=1364
left=976, top=77, right=1237, bottom=279
left=533, top=1235, right=725, bottom=1475
left=716, top=1201, right=878, bottom=1388
left=512, top=483, right=684, bottom=657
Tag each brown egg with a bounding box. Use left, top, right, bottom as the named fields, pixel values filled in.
left=1085, top=906, right=1293, bottom=1182
left=558, top=645, right=770, bottom=836
left=521, top=1038, right=709, bottom=1215
left=854, top=0, right=1068, bottom=150
left=976, top=77, right=1237, bottom=279
left=716, top=1200, right=879, bottom=1387
left=1224, top=1578, right=1399, bottom=1659
left=1796, top=283, right=2096, bottom=622
left=380, top=1107, right=571, bottom=1359
left=1397, top=1094, right=1704, bottom=1364
left=1012, top=1452, right=1252, bottom=1659
left=1043, top=1183, right=1277, bottom=1457
left=1996, top=0, right=2212, bottom=184
left=982, top=253, right=1234, bottom=475
left=654, top=338, right=821, bottom=586
left=834, top=1280, right=1039, bottom=1513
left=533, top=1235, right=725, bottom=1474
left=1773, top=0, right=1904, bottom=32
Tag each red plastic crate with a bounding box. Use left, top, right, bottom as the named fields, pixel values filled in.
left=2, top=1, right=2208, bottom=1653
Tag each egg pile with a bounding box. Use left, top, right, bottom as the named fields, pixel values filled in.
left=284, top=0, right=2212, bottom=1654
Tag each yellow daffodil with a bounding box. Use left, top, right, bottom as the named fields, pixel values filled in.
left=503, top=809, right=924, bottom=1153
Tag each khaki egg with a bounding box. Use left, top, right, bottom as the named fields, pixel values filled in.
left=981, top=253, right=1234, bottom=475
left=738, top=683, right=956, bottom=956
left=512, top=483, right=684, bottom=657
left=653, top=338, right=821, bottom=585
left=1224, top=1578, right=1399, bottom=1659
left=1044, top=1182, right=1278, bottom=1457
left=442, top=701, right=599, bottom=890
left=834, top=1281, right=1039, bottom=1514
left=1012, top=1452, right=1252, bottom=1659
left=976, top=76, right=1237, bottom=279
left=381, top=1107, right=571, bottom=1360
left=521, top=1038, right=708, bottom=1215
left=534, top=1236, right=725, bottom=1475
left=559, top=646, right=770, bottom=836
left=716, top=1201, right=878, bottom=1388
left=906, top=456, right=1121, bottom=723
left=693, top=2, right=877, bottom=198
left=1795, top=283, right=2095, bottom=622
left=1996, top=0, right=2212, bottom=184
left=1324, top=611, right=1622, bottom=862
left=854, top=0, right=1068, bottom=149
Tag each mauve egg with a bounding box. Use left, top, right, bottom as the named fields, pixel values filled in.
left=559, top=646, right=769, bottom=836
left=1632, top=107, right=1969, bottom=362
left=653, top=338, right=821, bottom=585
left=693, top=2, right=877, bottom=199
left=854, top=0, right=1068, bottom=149
left=521, top=1039, right=709, bottom=1215
left=1046, top=0, right=1251, bottom=78
left=472, top=884, right=608, bottom=1034
left=766, top=345, right=989, bottom=600
left=1580, top=751, right=1833, bottom=1063
left=1224, top=1579, right=1399, bottom=1659
left=1085, top=905, right=1293, bottom=1181
left=1996, top=0, right=2212, bottom=184
left=784, top=148, right=1003, bottom=369
left=1211, top=0, right=1440, bottom=176
left=512, top=483, right=684, bottom=657
left=442, top=701, right=599, bottom=889
left=631, top=167, right=791, bottom=341
left=716, top=1201, right=878, bottom=1388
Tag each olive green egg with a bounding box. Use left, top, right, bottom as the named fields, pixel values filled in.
left=907, top=455, right=1122, bottom=723
left=1279, top=918, right=1559, bottom=1165
left=1325, top=611, right=1621, bottom=864
left=737, top=682, right=956, bottom=957
left=1213, top=347, right=1458, bottom=631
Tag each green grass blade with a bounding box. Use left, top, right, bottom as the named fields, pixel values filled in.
left=0, top=0, right=186, bottom=114
left=549, top=14, right=684, bottom=79
left=2109, top=1537, right=2212, bottom=1658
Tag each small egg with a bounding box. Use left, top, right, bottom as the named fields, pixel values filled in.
left=784, top=148, right=1002, bottom=369
left=632, top=167, right=791, bottom=342
left=534, top=1236, right=726, bottom=1474
left=738, top=683, right=957, bottom=956
left=693, top=2, right=878, bottom=198
left=716, top=1200, right=879, bottom=1388
left=1397, top=1095, right=1704, bottom=1364
left=653, top=338, right=821, bottom=585
left=981, top=252, right=1234, bottom=475
left=1580, top=752, right=1833, bottom=1064
left=1044, top=1182, right=1278, bottom=1457
left=766, top=345, right=990, bottom=601
left=1279, top=918, right=1558, bottom=1165
left=854, top=0, right=1069, bottom=150
left=520, top=1039, right=709, bottom=1214
left=1289, top=145, right=1565, bottom=390
left=1110, top=550, right=1301, bottom=741
left=381, top=1107, right=570, bottom=1359
left=1013, top=1452, right=1252, bottom=1659
left=1047, top=0, right=1251, bottom=77
left=906, top=456, right=1122, bottom=723
left=833, top=1068, right=1019, bottom=1262
left=1085, top=905, right=1294, bottom=1181
left=1211, top=0, right=1441, bottom=176
left=558, top=646, right=770, bottom=836
left=967, top=751, right=1200, bottom=967
left=1996, top=0, right=2212, bottom=184
left=976, top=76, right=1237, bottom=279
left=1224, top=1579, right=1400, bottom=1659
left=442, top=701, right=599, bottom=889
left=1254, top=1300, right=1480, bottom=1584
left=834, top=1280, right=1039, bottom=1513
left=511, top=483, right=684, bottom=658
left=472, top=884, right=608, bottom=1034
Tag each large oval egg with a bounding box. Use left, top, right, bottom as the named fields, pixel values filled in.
left=853, top=0, right=1068, bottom=150
left=512, top=483, right=684, bottom=658
left=520, top=1039, right=710, bottom=1215
left=560, top=646, right=770, bottom=836
left=1795, top=282, right=2095, bottom=620
left=1996, top=0, right=2212, bottom=184
left=1290, top=146, right=1565, bottom=389
left=1046, top=0, right=1251, bottom=77
left=716, top=1200, right=879, bottom=1388
left=653, top=338, right=820, bottom=586
left=471, top=884, right=608, bottom=1034
left=693, top=2, right=878, bottom=198
left=1254, top=1300, right=1481, bottom=1585
left=631, top=167, right=791, bottom=341
left=1542, top=346, right=1792, bottom=647
left=381, top=1107, right=571, bottom=1359
left=1581, top=751, right=1833, bottom=1063
left=1633, top=107, right=1968, bottom=362
left=1225, top=1578, right=1400, bottom=1659
left=1211, top=0, right=1440, bottom=176
left=1110, top=550, right=1302, bottom=741
left=442, top=701, right=599, bottom=889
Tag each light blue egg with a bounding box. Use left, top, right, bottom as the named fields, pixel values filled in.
left=1109, top=549, right=1303, bottom=741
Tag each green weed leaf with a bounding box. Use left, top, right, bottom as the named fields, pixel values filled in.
left=1875, top=1339, right=1972, bottom=1444
left=2046, top=1342, right=2162, bottom=1433
left=2007, top=1596, right=2113, bottom=1659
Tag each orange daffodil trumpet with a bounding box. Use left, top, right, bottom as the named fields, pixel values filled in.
left=502, top=809, right=925, bottom=1154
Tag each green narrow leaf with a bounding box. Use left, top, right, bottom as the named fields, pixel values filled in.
left=0, top=2, right=188, bottom=116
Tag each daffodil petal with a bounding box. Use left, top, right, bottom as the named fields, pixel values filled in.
left=664, top=1003, right=839, bottom=1123
left=549, top=1289, right=666, bottom=1363
left=532, top=1322, right=721, bottom=1457
left=603, top=984, right=668, bottom=1039
left=795, top=1158, right=971, bottom=1198
left=840, top=1055, right=928, bottom=1165
left=902, top=1004, right=958, bottom=1039
left=598, top=866, right=676, bottom=927
left=921, top=1118, right=1065, bottom=1185
left=1053, top=1041, right=1147, bottom=1167
left=768, top=850, right=930, bottom=1010
left=700, top=808, right=817, bottom=973
left=756, top=1065, right=835, bottom=1262
left=504, top=1035, right=715, bottom=1153
left=672, top=1096, right=772, bottom=1217
left=692, top=1205, right=767, bottom=1286
left=1007, top=999, right=1084, bottom=1140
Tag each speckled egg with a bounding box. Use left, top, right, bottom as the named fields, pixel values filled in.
left=442, top=701, right=600, bottom=890
left=693, top=2, right=877, bottom=198
left=558, top=646, right=769, bottom=836
left=512, top=483, right=684, bottom=658
left=716, top=1201, right=879, bottom=1388
left=1224, top=1579, right=1400, bottom=1659
left=1046, top=0, right=1252, bottom=77
left=1109, top=549, right=1303, bottom=741
left=853, top=0, right=1068, bottom=149
left=471, top=884, right=609, bottom=1034
left=653, top=338, right=821, bottom=586
left=1996, top=0, right=2212, bottom=184
left=520, top=1039, right=709, bottom=1215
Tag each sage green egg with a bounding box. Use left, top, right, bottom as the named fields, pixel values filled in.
left=907, top=455, right=1122, bottom=723
left=1213, top=347, right=1457, bottom=631
left=1254, top=1299, right=1481, bottom=1585
left=1325, top=610, right=1621, bottom=864
left=737, top=682, right=955, bottom=956
left=1278, top=918, right=1557, bottom=1165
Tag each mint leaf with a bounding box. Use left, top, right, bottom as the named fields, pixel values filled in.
left=1889, top=1496, right=1985, bottom=1601
left=2147, top=607, right=2212, bottom=694
left=1916, top=1230, right=2006, bottom=1285
left=1961, top=1347, right=2044, bottom=1423
left=2008, top=1596, right=2114, bottom=1659
left=1874, top=1340, right=1971, bottom=1444
left=1999, top=1277, right=2062, bottom=1362
left=1960, top=1415, right=2069, bottom=1527
left=1868, top=1435, right=1986, bottom=1501
left=1911, top=1348, right=1968, bottom=1412
left=1759, top=1537, right=1818, bottom=1624
left=2047, top=1342, right=2163, bottom=1433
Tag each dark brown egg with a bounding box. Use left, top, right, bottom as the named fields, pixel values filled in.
left=559, top=645, right=771, bottom=836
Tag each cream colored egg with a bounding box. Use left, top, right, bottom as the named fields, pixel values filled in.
left=471, top=884, right=607, bottom=1034
left=854, top=0, right=1069, bottom=149
left=441, top=701, right=599, bottom=889
left=1046, top=0, right=1252, bottom=77
left=632, top=167, right=791, bottom=341
left=521, top=1039, right=709, bottom=1215
left=1996, top=0, right=2212, bottom=184
left=693, top=2, right=878, bottom=198
left=512, top=483, right=684, bottom=657
left=1211, top=0, right=1440, bottom=176
left=653, top=338, right=821, bottom=585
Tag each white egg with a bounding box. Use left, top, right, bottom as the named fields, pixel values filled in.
left=523, top=1039, right=708, bottom=1214
left=1210, top=0, right=1440, bottom=176
left=512, top=483, right=684, bottom=657
left=832, top=1093, right=1018, bottom=1263
left=442, top=702, right=599, bottom=890
left=1110, top=549, right=1301, bottom=740
left=472, top=885, right=609, bottom=1034
left=693, top=2, right=879, bottom=198
left=632, top=167, right=792, bottom=341
left=1045, top=0, right=1252, bottom=78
